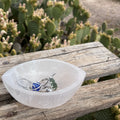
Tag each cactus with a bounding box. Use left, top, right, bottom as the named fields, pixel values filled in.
left=72, top=0, right=79, bottom=7
left=102, top=22, right=107, bottom=32
left=66, top=18, right=76, bottom=33
left=26, top=0, right=35, bottom=17
left=90, top=25, right=98, bottom=42
left=81, top=22, right=91, bottom=42
left=0, top=0, right=91, bottom=55
left=68, top=22, right=90, bottom=44
left=52, top=2, right=65, bottom=20
left=0, top=41, right=3, bottom=53
left=115, top=115, right=120, bottom=120
left=10, top=49, right=16, bottom=55
left=106, top=29, right=114, bottom=35
left=73, top=4, right=90, bottom=23
left=1, top=0, right=11, bottom=11
left=29, top=34, right=41, bottom=52
left=45, top=19, right=56, bottom=36
left=111, top=105, right=119, bottom=114
left=100, top=33, right=111, bottom=48
left=28, top=20, right=39, bottom=36
left=68, top=32, right=76, bottom=45
left=0, top=53, right=3, bottom=57
left=75, top=24, right=84, bottom=44
left=82, top=79, right=96, bottom=85
left=0, top=0, right=119, bottom=61
left=111, top=38, right=120, bottom=49
left=111, top=105, right=120, bottom=120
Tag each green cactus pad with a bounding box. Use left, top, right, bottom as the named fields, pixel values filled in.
left=76, top=28, right=84, bottom=44
left=11, top=3, right=19, bottom=21
left=52, top=6, right=64, bottom=20
left=70, top=38, right=76, bottom=45
left=111, top=38, right=120, bottom=49
left=102, top=22, right=107, bottom=32
left=10, top=49, right=16, bottom=55
left=0, top=2, right=3, bottom=9
left=90, top=28, right=97, bottom=42
left=18, top=11, right=26, bottom=24
left=18, top=24, right=25, bottom=37
left=82, top=79, right=96, bottom=85
left=0, top=53, right=3, bottom=58
left=1, top=0, right=11, bottom=11
left=100, top=33, right=111, bottom=48
left=106, top=29, right=114, bottom=35
left=4, top=52, right=9, bottom=57
left=26, top=2, right=34, bottom=17
left=66, top=18, right=76, bottom=33
left=115, top=114, right=120, bottom=120
left=73, top=7, right=79, bottom=17
left=81, top=26, right=90, bottom=43
left=61, top=7, right=72, bottom=19
left=81, top=11, right=90, bottom=23
left=83, top=35, right=90, bottom=43
left=73, top=6, right=90, bottom=23
left=28, top=20, right=39, bottom=36
left=0, top=42, right=3, bottom=53
left=73, top=0, right=79, bottom=7
left=45, top=7, right=53, bottom=18
left=45, top=20, right=55, bottom=36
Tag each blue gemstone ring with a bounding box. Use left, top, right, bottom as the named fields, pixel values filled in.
left=17, top=73, right=57, bottom=92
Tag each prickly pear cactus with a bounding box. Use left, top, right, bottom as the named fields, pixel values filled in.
left=45, top=19, right=56, bottom=36
left=29, top=34, right=41, bottom=52
left=11, top=49, right=16, bottom=55
left=0, top=0, right=91, bottom=55
left=52, top=1, right=65, bottom=20
left=111, top=38, right=120, bottom=49
left=0, top=41, right=3, bottom=53
left=90, top=25, right=98, bottom=42
left=0, top=0, right=119, bottom=60
left=102, top=22, right=107, bottom=32
left=100, top=33, right=111, bottom=48
left=1, top=0, right=11, bottom=11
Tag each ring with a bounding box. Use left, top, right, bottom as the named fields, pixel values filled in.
left=16, top=73, right=57, bottom=92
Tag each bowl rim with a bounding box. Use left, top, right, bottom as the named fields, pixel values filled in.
left=2, top=59, right=86, bottom=96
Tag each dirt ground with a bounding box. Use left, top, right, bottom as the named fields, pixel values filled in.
left=80, top=0, right=120, bottom=38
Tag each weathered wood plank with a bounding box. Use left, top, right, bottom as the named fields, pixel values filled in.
left=0, top=83, right=11, bottom=102
left=0, top=78, right=120, bottom=120
left=0, top=42, right=119, bottom=81
left=0, top=42, right=120, bottom=102
left=0, top=42, right=120, bottom=119
left=0, top=42, right=102, bottom=78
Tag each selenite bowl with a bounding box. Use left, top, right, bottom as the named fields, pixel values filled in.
left=2, top=59, right=86, bottom=109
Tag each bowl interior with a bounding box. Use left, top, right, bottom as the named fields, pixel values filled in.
left=3, top=59, right=84, bottom=91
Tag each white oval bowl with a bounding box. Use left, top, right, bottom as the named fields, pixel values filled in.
left=2, top=59, right=86, bottom=109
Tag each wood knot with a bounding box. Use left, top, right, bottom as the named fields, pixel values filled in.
left=2, top=61, right=10, bottom=65
left=6, top=111, right=17, bottom=118
left=106, top=57, right=110, bottom=62
left=61, top=49, right=66, bottom=52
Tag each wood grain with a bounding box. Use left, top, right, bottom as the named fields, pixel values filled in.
left=0, top=42, right=120, bottom=102
left=0, top=42, right=120, bottom=81
left=0, top=78, right=120, bottom=120
left=0, top=42, right=120, bottom=120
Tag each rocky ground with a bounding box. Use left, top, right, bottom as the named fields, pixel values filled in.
left=80, top=0, right=120, bottom=38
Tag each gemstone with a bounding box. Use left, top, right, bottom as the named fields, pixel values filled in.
left=32, top=82, right=41, bottom=91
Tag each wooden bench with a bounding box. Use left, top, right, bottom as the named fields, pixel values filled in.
left=0, top=42, right=120, bottom=120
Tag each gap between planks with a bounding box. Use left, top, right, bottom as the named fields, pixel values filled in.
left=0, top=42, right=119, bottom=80
left=0, top=42, right=103, bottom=77
left=0, top=78, right=120, bottom=120
left=0, top=42, right=120, bottom=102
